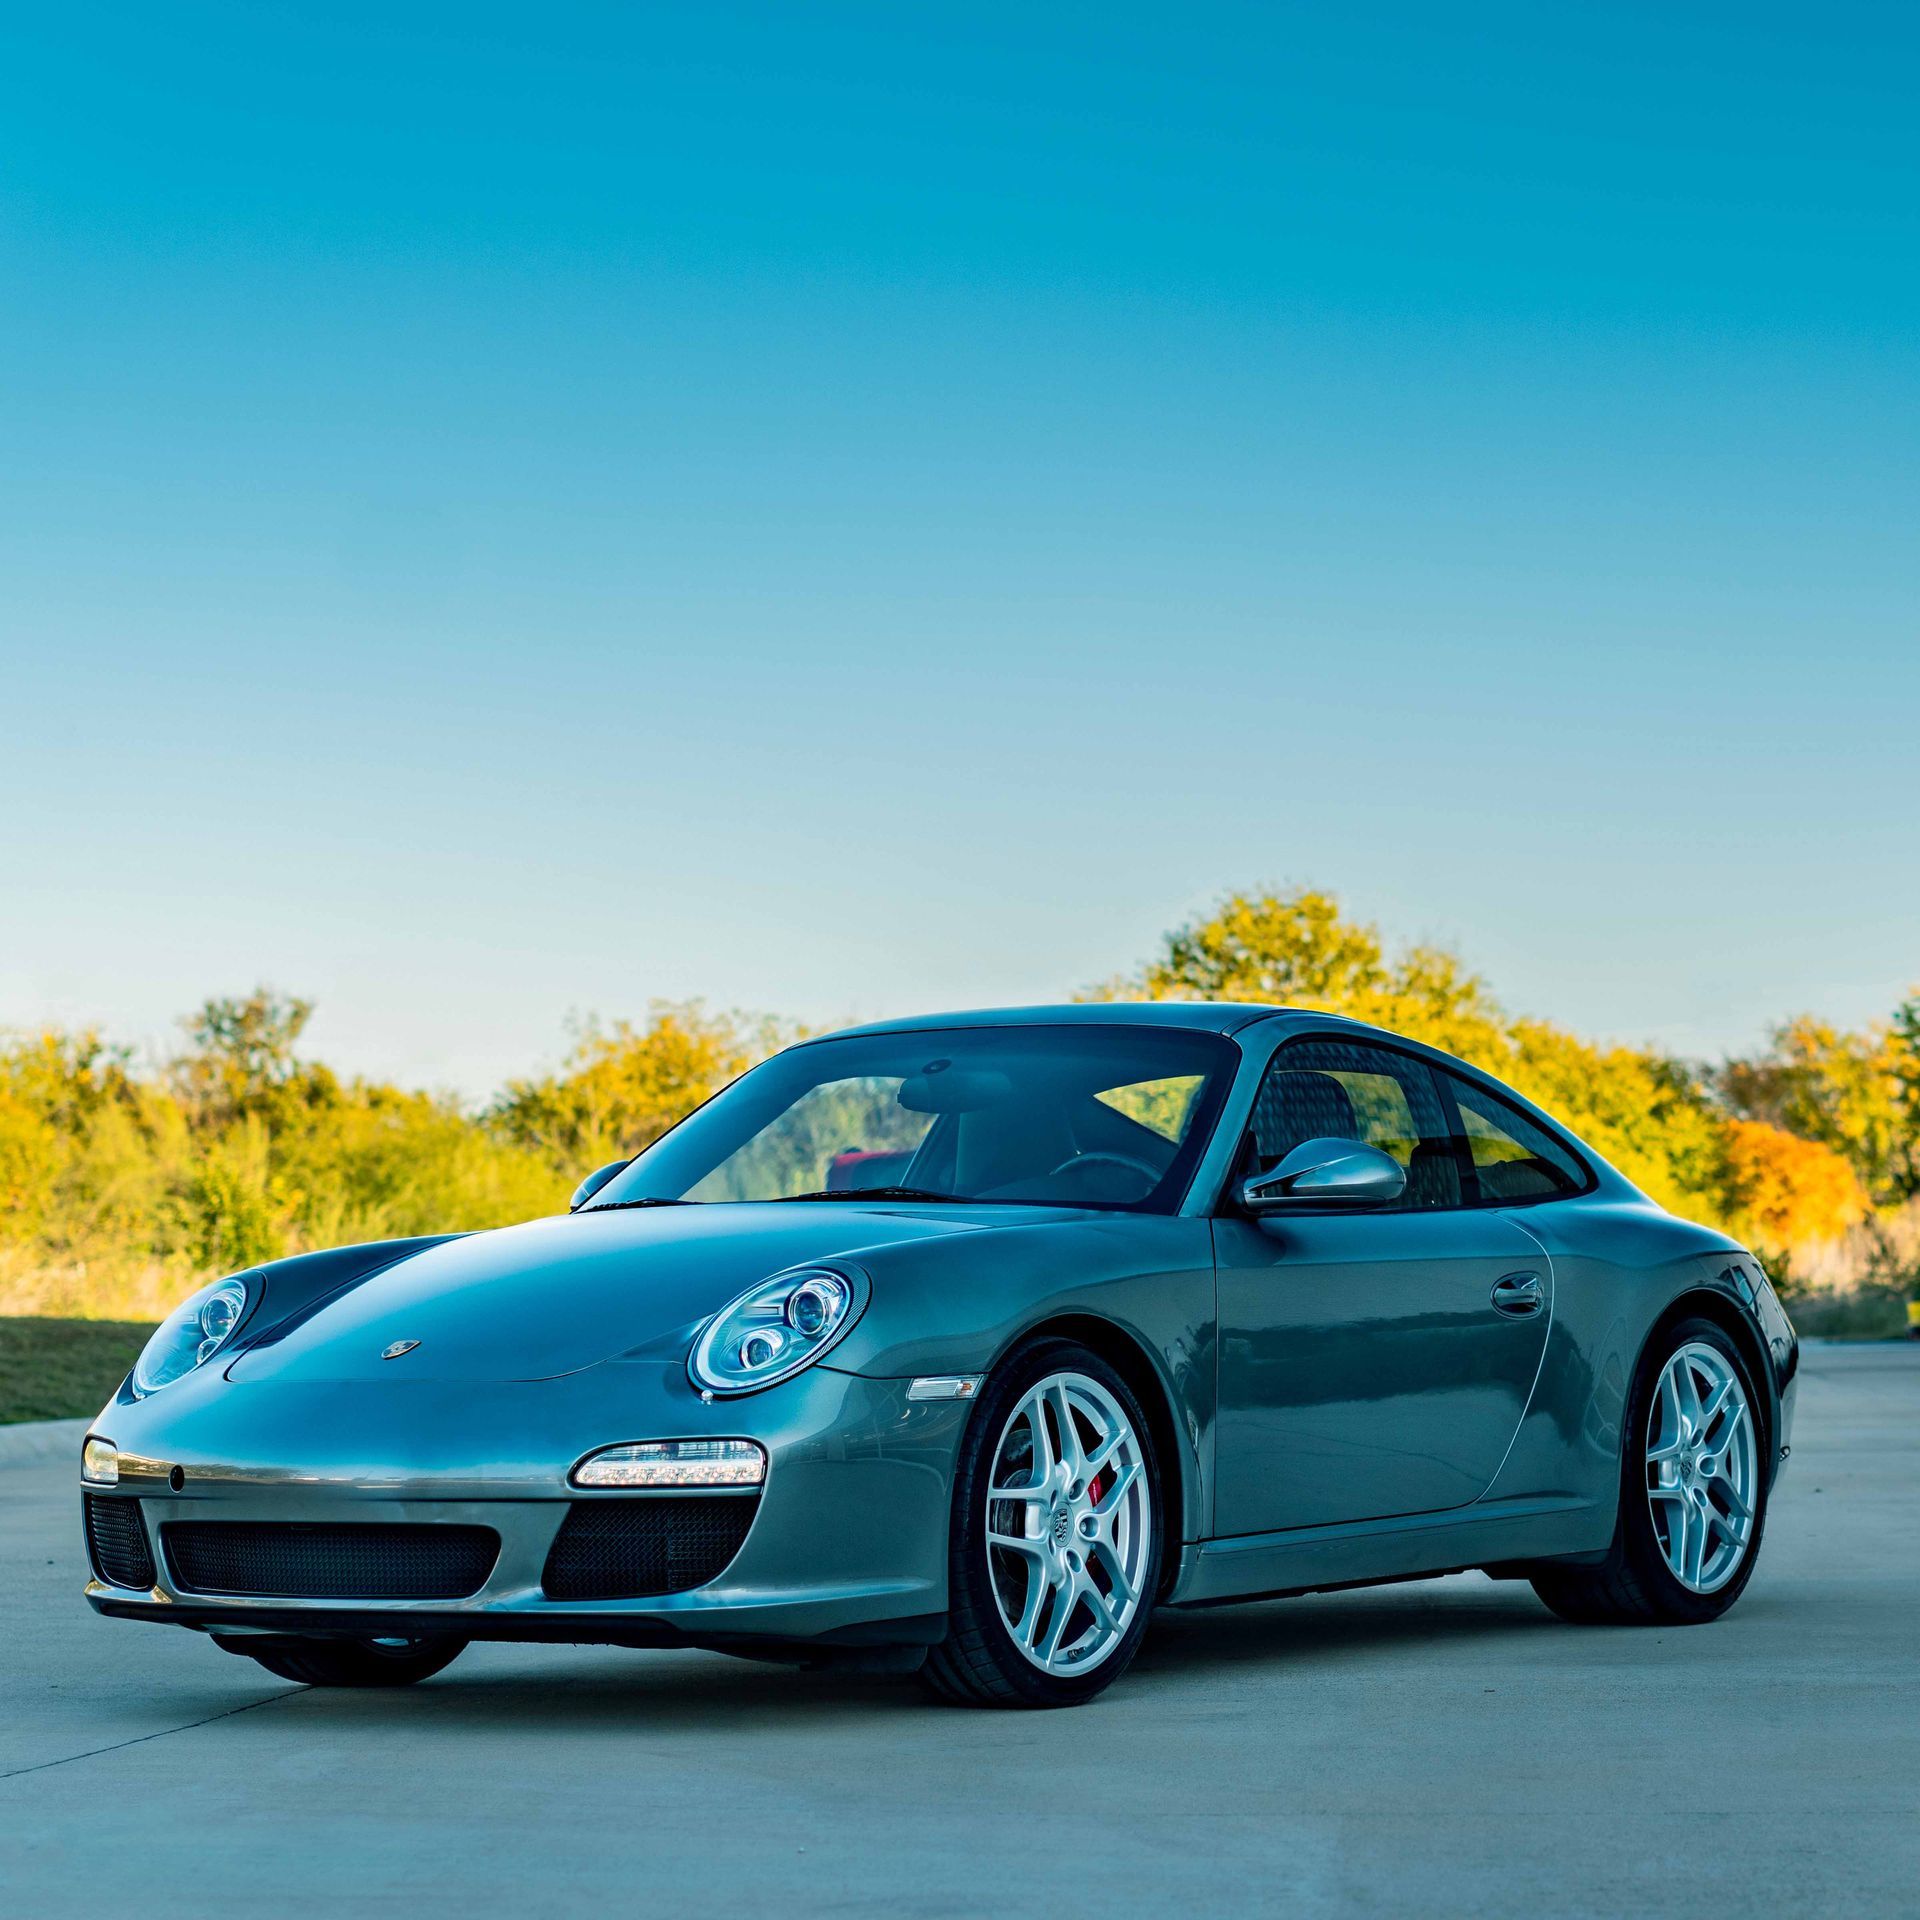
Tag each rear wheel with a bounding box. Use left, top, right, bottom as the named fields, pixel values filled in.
left=213, top=1633, right=468, bottom=1687
left=922, top=1340, right=1162, bottom=1708
left=1531, top=1316, right=1767, bottom=1625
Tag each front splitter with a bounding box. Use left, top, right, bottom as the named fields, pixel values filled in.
left=88, top=1590, right=948, bottom=1652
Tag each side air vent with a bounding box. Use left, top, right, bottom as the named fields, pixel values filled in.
left=84, top=1494, right=157, bottom=1590
left=542, top=1495, right=759, bottom=1601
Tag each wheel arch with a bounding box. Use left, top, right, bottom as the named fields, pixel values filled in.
left=992, top=1312, right=1194, bottom=1596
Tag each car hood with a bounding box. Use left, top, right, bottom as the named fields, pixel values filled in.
left=223, top=1203, right=1021, bottom=1386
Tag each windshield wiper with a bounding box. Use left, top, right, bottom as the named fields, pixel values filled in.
left=580, top=1197, right=697, bottom=1212
left=770, top=1186, right=964, bottom=1204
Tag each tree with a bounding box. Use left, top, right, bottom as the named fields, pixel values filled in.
left=1091, top=886, right=1511, bottom=1063
left=492, top=1001, right=784, bottom=1167
left=1721, top=1119, right=1869, bottom=1252
left=1721, top=1013, right=1918, bottom=1206
left=1098, top=886, right=1732, bottom=1220
left=1893, top=993, right=1920, bottom=1182
left=172, top=989, right=335, bottom=1130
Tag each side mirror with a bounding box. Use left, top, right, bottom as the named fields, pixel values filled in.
left=1240, top=1137, right=1406, bottom=1212
left=569, top=1158, right=632, bottom=1212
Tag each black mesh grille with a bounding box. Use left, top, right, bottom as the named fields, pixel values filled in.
left=84, top=1494, right=157, bottom=1589
left=542, top=1495, right=759, bottom=1601
left=162, top=1522, right=499, bottom=1600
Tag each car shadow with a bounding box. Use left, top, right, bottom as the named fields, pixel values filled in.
left=1132, top=1579, right=1560, bottom=1678
left=292, top=1649, right=924, bottom=1732
left=268, top=1577, right=1581, bottom=1732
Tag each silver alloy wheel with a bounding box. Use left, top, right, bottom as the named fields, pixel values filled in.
left=984, top=1371, right=1152, bottom=1676
left=1646, top=1340, right=1758, bottom=1593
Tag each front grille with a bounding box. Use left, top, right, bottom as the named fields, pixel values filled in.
left=542, top=1495, right=759, bottom=1601
left=84, top=1494, right=156, bottom=1589
left=162, top=1522, right=499, bottom=1600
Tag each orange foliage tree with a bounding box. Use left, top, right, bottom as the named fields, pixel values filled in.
left=1722, top=1119, right=1868, bottom=1250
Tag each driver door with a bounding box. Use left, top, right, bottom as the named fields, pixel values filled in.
left=1212, top=1037, right=1552, bottom=1536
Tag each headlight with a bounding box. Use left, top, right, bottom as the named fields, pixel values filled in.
left=132, top=1276, right=252, bottom=1395
left=690, top=1267, right=865, bottom=1395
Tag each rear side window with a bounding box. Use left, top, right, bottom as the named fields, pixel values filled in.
left=1251, top=1038, right=1461, bottom=1210
left=1443, top=1072, right=1589, bottom=1203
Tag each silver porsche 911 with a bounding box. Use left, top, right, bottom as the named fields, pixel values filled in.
left=83, top=1005, right=1797, bottom=1707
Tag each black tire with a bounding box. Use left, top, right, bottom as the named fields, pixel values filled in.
left=921, top=1339, right=1164, bottom=1709
left=1531, top=1316, right=1768, bottom=1626
left=214, top=1633, right=468, bottom=1687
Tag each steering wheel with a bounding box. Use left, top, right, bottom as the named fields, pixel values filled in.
left=1046, top=1150, right=1161, bottom=1193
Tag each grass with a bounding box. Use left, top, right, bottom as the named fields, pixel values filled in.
left=0, top=1317, right=156, bottom=1425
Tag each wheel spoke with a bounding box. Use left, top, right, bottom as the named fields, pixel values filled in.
left=1014, top=1558, right=1050, bottom=1650
left=989, top=1481, right=1048, bottom=1504
left=1036, top=1390, right=1067, bottom=1474
left=1683, top=1496, right=1709, bottom=1585
left=1045, top=1380, right=1087, bottom=1479
left=1092, top=1541, right=1137, bottom=1610
left=1091, top=1460, right=1140, bottom=1517
left=1670, top=1355, right=1704, bottom=1431
left=1696, top=1376, right=1735, bottom=1439
left=1704, top=1500, right=1747, bottom=1548
left=988, top=1529, right=1047, bottom=1558
left=1713, top=1475, right=1752, bottom=1519
left=1079, top=1576, right=1122, bottom=1638
left=1039, top=1583, right=1080, bottom=1663
left=1662, top=1491, right=1691, bottom=1579
left=1654, top=1368, right=1684, bottom=1447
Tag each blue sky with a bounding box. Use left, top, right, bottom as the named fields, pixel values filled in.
left=3, top=2, right=1915, bottom=1097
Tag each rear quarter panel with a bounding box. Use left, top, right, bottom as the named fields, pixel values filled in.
left=1484, top=1197, right=1778, bottom=1530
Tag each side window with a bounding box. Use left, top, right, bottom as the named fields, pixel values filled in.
left=1249, top=1039, right=1461, bottom=1210
left=1442, top=1072, right=1588, bottom=1203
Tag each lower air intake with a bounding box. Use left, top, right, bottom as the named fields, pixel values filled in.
left=542, top=1495, right=759, bottom=1601
left=163, top=1522, right=499, bottom=1600
left=84, top=1494, right=157, bottom=1589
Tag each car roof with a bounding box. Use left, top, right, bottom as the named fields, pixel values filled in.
left=812, top=1002, right=1346, bottom=1041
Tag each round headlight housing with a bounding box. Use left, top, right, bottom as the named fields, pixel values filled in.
left=690, top=1267, right=865, bottom=1396
left=132, top=1276, right=253, bottom=1395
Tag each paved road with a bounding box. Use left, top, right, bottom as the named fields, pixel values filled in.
left=4, top=1343, right=1915, bottom=1917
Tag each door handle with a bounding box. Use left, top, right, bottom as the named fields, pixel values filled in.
left=1490, top=1272, right=1544, bottom=1317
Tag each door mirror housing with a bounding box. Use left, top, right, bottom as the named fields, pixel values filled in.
left=1240, top=1138, right=1406, bottom=1213
left=569, top=1158, right=633, bottom=1212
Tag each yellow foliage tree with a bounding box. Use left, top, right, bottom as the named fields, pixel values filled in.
left=492, top=1001, right=788, bottom=1168
left=1093, top=886, right=1738, bottom=1223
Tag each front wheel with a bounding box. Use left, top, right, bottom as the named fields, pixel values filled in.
left=922, top=1340, right=1163, bottom=1708
left=1532, top=1316, right=1767, bottom=1626
left=213, top=1633, right=468, bottom=1687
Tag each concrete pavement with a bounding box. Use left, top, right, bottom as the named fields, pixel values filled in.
left=3, top=1342, right=1916, bottom=1916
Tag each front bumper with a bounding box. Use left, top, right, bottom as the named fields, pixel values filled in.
left=83, top=1360, right=971, bottom=1650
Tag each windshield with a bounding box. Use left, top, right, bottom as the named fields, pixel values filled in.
left=587, top=1024, right=1238, bottom=1213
